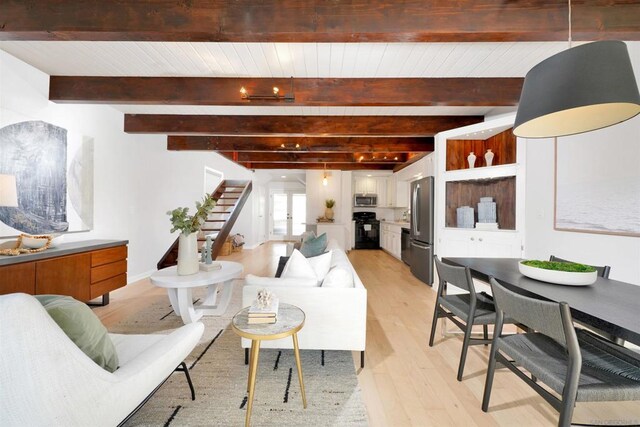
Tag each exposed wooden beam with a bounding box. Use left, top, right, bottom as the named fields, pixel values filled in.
left=168, top=136, right=434, bottom=152
left=49, top=77, right=523, bottom=107
left=393, top=152, right=430, bottom=173
left=2, top=1, right=638, bottom=42
left=219, top=151, right=408, bottom=164
left=240, top=162, right=396, bottom=171
left=126, top=115, right=483, bottom=136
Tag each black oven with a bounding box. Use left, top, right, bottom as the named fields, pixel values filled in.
left=353, top=212, right=380, bottom=249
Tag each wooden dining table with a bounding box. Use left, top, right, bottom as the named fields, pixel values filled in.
left=442, top=257, right=640, bottom=347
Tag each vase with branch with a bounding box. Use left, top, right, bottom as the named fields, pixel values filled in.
left=325, top=199, right=335, bottom=220
left=167, top=194, right=216, bottom=275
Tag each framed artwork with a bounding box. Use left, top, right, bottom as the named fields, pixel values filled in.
left=554, top=131, right=640, bottom=237
left=0, top=110, right=94, bottom=237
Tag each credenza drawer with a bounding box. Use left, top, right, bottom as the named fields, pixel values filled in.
left=90, top=274, right=127, bottom=300
left=91, top=246, right=127, bottom=267
left=91, top=259, right=127, bottom=284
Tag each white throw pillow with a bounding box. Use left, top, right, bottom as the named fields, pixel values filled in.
left=245, top=274, right=317, bottom=288
left=281, top=249, right=317, bottom=280
left=322, top=267, right=354, bottom=288
left=307, top=250, right=333, bottom=282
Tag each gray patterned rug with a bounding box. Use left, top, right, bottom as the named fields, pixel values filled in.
left=114, top=281, right=368, bottom=426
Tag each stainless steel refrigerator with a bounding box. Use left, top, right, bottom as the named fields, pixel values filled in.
left=410, top=177, right=434, bottom=285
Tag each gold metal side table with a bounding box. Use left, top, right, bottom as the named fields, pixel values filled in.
left=231, top=303, right=307, bottom=427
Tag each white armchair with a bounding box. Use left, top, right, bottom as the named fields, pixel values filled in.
left=0, top=293, right=204, bottom=427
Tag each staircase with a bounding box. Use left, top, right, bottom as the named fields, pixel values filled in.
left=157, top=180, right=253, bottom=270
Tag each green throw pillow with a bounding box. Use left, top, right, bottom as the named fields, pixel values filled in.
left=35, top=295, right=119, bottom=372
left=300, top=232, right=328, bottom=257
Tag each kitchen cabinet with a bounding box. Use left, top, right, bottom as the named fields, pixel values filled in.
left=381, top=223, right=403, bottom=260
left=384, top=176, right=409, bottom=208
left=354, top=176, right=377, bottom=195
left=438, top=229, right=522, bottom=258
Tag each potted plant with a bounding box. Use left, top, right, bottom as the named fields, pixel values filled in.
left=167, top=194, right=216, bottom=275
left=325, top=199, right=335, bottom=220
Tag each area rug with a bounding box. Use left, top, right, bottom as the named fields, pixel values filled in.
left=113, top=281, right=368, bottom=426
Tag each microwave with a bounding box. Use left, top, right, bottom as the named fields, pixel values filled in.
left=354, top=194, right=377, bottom=207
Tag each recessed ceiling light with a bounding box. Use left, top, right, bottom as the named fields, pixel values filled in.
left=367, top=174, right=372, bottom=177
left=281, top=175, right=286, bottom=178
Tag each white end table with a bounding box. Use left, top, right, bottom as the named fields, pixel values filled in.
left=150, top=261, right=243, bottom=324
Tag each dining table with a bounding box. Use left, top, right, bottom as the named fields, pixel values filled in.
left=442, top=257, right=640, bottom=347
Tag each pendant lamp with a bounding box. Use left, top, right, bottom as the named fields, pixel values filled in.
left=514, top=40, right=640, bottom=138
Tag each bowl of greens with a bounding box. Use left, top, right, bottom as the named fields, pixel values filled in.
left=518, top=260, right=597, bottom=286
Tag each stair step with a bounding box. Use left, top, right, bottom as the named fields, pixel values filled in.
left=201, top=228, right=222, bottom=232
left=216, top=203, right=236, bottom=207
left=205, top=219, right=226, bottom=222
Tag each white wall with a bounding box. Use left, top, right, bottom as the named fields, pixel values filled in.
left=305, top=170, right=344, bottom=224
left=0, top=51, right=256, bottom=282
left=524, top=117, right=640, bottom=284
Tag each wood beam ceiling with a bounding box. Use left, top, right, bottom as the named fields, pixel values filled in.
left=2, top=1, right=638, bottom=42
left=218, top=152, right=409, bottom=164
left=49, top=77, right=523, bottom=107
left=238, top=162, right=396, bottom=171
left=167, top=136, right=434, bottom=153
left=126, top=115, right=482, bottom=136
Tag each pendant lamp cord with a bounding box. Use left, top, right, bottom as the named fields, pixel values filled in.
left=568, top=0, right=572, bottom=48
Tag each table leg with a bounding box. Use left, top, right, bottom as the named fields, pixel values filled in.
left=292, top=333, right=307, bottom=409
left=247, top=341, right=258, bottom=392
left=176, top=288, right=202, bottom=324
left=167, top=288, right=181, bottom=316
left=246, top=340, right=260, bottom=427
left=199, top=280, right=234, bottom=316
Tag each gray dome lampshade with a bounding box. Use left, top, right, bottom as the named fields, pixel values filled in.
left=513, top=41, right=640, bottom=138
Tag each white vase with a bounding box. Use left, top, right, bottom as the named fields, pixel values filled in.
left=177, top=232, right=199, bottom=275
left=325, top=207, right=334, bottom=220
left=485, top=149, right=494, bottom=167
left=467, top=152, right=476, bottom=169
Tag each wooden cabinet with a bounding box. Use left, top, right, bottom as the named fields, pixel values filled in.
left=446, top=128, right=516, bottom=171
left=0, top=242, right=127, bottom=304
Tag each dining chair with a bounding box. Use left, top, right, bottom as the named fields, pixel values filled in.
left=429, top=256, right=507, bottom=381
left=483, top=277, right=640, bottom=427
left=549, top=255, right=611, bottom=278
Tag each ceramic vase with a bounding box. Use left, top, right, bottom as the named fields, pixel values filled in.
left=485, top=149, right=494, bottom=167
left=177, top=232, right=199, bottom=275
left=325, top=207, right=334, bottom=220
left=467, top=152, right=476, bottom=169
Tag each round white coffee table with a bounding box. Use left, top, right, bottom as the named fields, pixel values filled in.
left=150, top=261, right=243, bottom=324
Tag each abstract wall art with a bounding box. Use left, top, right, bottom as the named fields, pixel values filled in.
left=0, top=117, right=94, bottom=237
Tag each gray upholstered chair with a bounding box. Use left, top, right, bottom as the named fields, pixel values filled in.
left=429, top=256, right=507, bottom=381
left=483, top=277, right=640, bottom=427
left=549, top=255, right=611, bottom=278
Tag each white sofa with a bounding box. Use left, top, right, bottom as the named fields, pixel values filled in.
left=242, top=240, right=367, bottom=365
left=0, top=293, right=204, bottom=427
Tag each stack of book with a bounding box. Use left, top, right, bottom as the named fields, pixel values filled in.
left=248, top=297, right=279, bottom=324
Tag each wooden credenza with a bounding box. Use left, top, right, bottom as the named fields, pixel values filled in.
left=0, top=240, right=128, bottom=304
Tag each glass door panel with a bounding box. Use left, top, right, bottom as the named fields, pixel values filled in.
left=271, top=193, right=288, bottom=239
left=269, top=191, right=307, bottom=240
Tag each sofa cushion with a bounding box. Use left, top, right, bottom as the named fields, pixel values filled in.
left=300, top=233, right=328, bottom=257
left=281, top=249, right=318, bottom=281
left=35, top=295, right=119, bottom=372
left=322, top=267, right=355, bottom=288
left=307, top=250, right=333, bottom=281
left=245, top=274, right=318, bottom=288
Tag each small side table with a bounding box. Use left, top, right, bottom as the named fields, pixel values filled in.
left=232, top=303, right=307, bottom=427
left=150, top=261, right=243, bottom=324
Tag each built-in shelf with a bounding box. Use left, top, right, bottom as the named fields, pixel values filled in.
left=446, top=128, right=517, bottom=171
left=444, top=163, right=519, bottom=182
left=445, top=176, right=516, bottom=230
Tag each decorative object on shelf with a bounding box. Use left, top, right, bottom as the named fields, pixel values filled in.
left=477, top=196, right=497, bottom=224
left=484, top=149, right=494, bottom=166
left=513, top=1, right=639, bottom=138
left=456, top=206, right=475, bottom=228
left=0, top=233, right=53, bottom=256
left=467, top=152, right=476, bottom=169
left=240, top=77, right=295, bottom=102
left=316, top=216, right=335, bottom=223
left=248, top=289, right=279, bottom=324
left=325, top=199, right=335, bottom=220
left=0, top=174, right=18, bottom=207
left=199, top=235, right=222, bottom=271
left=167, top=194, right=216, bottom=276
left=518, top=260, right=597, bottom=286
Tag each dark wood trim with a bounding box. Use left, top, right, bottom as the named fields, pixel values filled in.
left=126, top=115, right=483, bottom=136
left=240, top=162, right=395, bottom=170
left=2, top=1, right=638, bottom=42
left=218, top=151, right=407, bottom=163
left=49, top=77, right=523, bottom=107
left=168, top=136, right=434, bottom=153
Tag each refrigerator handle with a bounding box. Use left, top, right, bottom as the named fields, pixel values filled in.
left=415, top=184, right=421, bottom=235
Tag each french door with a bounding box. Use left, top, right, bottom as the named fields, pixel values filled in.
left=269, top=190, right=306, bottom=240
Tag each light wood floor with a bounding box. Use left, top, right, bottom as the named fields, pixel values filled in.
left=95, top=242, right=640, bottom=426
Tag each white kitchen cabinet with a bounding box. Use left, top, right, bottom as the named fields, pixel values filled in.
left=354, top=176, right=377, bottom=195
left=375, top=177, right=387, bottom=207
left=386, top=176, right=396, bottom=207
left=383, top=176, right=410, bottom=208
left=381, top=223, right=402, bottom=260
left=438, top=229, right=522, bottom=258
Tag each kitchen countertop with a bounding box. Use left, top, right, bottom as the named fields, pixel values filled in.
left=380, top=220, right=410, bottom=228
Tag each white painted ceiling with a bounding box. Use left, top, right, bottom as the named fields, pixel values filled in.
left=0, top=40, right=605, bottom=118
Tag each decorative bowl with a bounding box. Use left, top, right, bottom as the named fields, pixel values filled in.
left=518, top=261, right=597, bottom=286
left=20, top=234, right=52, bottom=249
